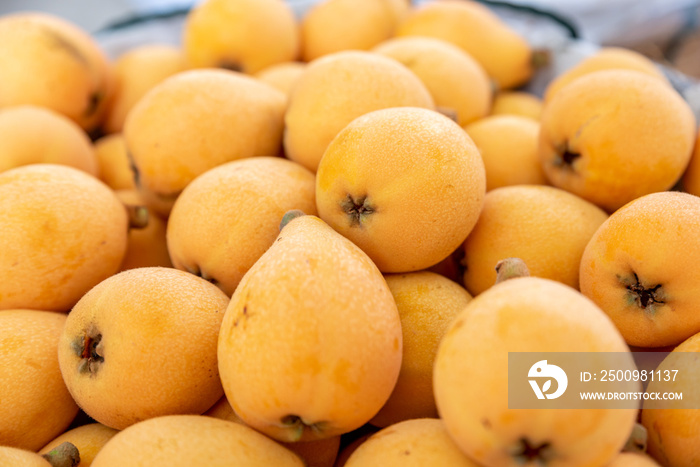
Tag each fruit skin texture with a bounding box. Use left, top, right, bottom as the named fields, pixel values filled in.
left=39, top=423, right=119, bottom=467
left=167, top=157, right=317, bottom=296
left=370, top=272, right=472, bottom=427
left=434, top=277, right=638, bottom=467
left=464, top=115, right=547, bottom=191
left=58, top=267, right=230, bottom=430
left=345, top=418, right=479, bottom=466
left=0, top=164, right=128, bottom=312
left=124, top=68, right=286, bottom=216
left=462, top=185, right=608, bottom=296
left=373, top=36, right=491, bottom=127
left=217, top=215, right=402, bottom=442
left=0, top=105, right=98, bottom=176
left=300, top=0, right=400, bottom=62
left=90, top=415, right=304, bottom=467
left=544, top=47, right=670, bottom=103
left=0, top=446, right=52, bottom=467
left=641, top=331, right=700, bottom=467
left=115, top=189, right=172, bottom=271
left=580, top=191, right=700, bottom=348
left=396, top=0, right=532, bottom=90
left=103, top=44, right=188, bottom=134
left=538, top=69, right=696, bottom=213
left=316, top=107, right=485, bottom=273
left=183, top=0, right=299, bottom=74
left=490, top=91, right=542, bottom=120
left=0, top=13, right=113, bottom=131
left=0, top=310, right=78, bottom=451
left=283, top=50, right=434, bottom=172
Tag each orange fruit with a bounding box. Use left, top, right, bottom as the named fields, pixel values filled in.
left=0, top=310, right=78, bottom=451
left=183, top=0, right=299, bottom=74
left=539, top=69, right=696, bottom=212
left=0, top=13, right=113, bottom=131
left=462, top=185, right=607, bottom=295
left=283, top=50, right=434, bottom=172
left=0, top=105, right=98, bottom=176
left=103, top=44, right=188, bottom=134
left=490, top=91, right=542, bottom=120
left=93, top=134, right=135, bottom=191
left=544, top=47, right=670, bottom=103
left=464, top=115, right=547, bottom=191
left=254, top=61, right=306, bottom=98
left=580, top=191, right=700, bottom=347
left=316, top=107, right=485, bottom=273
left=39, top=423, right=119, bottom=467
left=123, top=68, right=286, bottom=216
left=0, top=164, right=128, bottom=311
left=641, top=331, right=700, bottom=467
left=396, top=0, right=532, bottom=90
left=218, top=213, right=402, bottom=442
left=300, top=0, right=401, bottom=61
left=91, top=415, right=304, bottom=466
left=167, top=157, right=317, bottom=296
left=373, top=36, right=491, bottom=126
left=58, top=267, right=229, bottom=430
left=345, top=418, right=479, bottom=466
left=434, top=274, right=638, bottom=467
left=370, top=272, right=472, bottom=427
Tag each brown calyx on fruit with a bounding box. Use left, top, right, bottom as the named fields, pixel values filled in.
left=509, top=438, right=554, bottom=465
left=340, top=194, right=374, bottom=227
left=218, top=59, right=244, bottom=73
left=619, top=272, right=666, bottom=313
left=124, top=204, right=149, bottom=230
left=280, top=414, right=328, bottom=442
left=552, top=142, right=580, bottom=170
left=495, top=258, right=530, bottom=284
left=71, top=326, right=104, bottom=375
left=42, top=441, right=80, bottom=467
left=623, top=423, right=648, bottom=454
left=436, top=106, right=459, bottom=123
left=84, top=90, right=103, bottom=118
left=279, top=209, right=306, bottom=231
